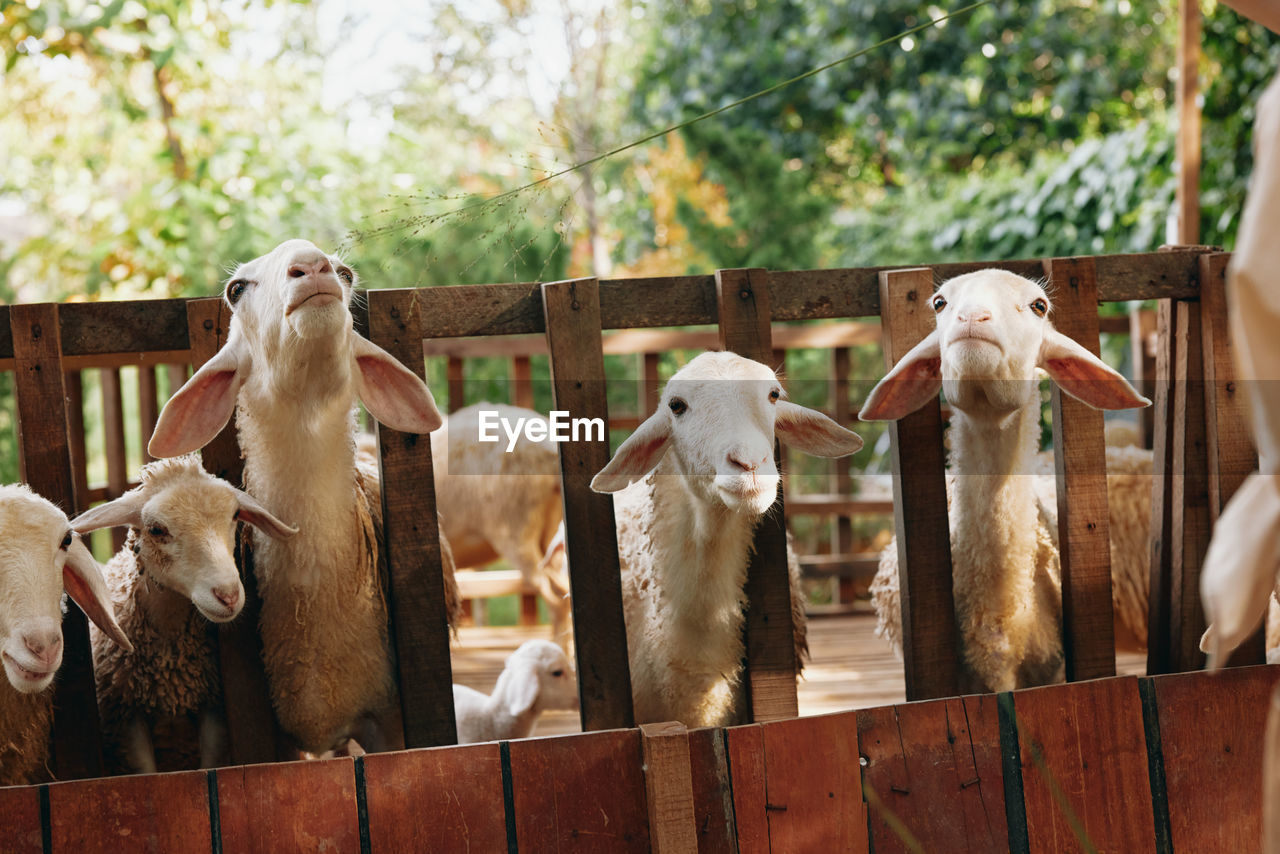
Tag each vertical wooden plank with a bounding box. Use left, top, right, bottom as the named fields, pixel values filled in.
left=857, top=695, right=1007, bottom=853
left=833, top=347, right=856, bottom=604
left=715, top=268, right=799, bottom=722
left=361, top=743, right=509, bottom=853
left=1013, top=677, right=1157, bottom=853
left=48, top=769, right=211, bottom=853
left=1043, top=257, right=1116, bottom=681
left=512, top=353, right=535, bottom=410
left=508, top=729, right=651, bottom=853
left=640, top=722, right=698, bottom=854
left=1153, top=666, right=1279, bottom=852
left=138, top=363, right=159, bottom=464
left=1130, top=307, right=1157, bottom=448
left=447, top=355, right=465, bottom=413
left=217, top=758, right=360, bottom=854
left=725, top=724, right=769, bottom=854
left=11, top=302, right=103, bottom=781
left=1176, top=0, right=1201, bottom=244
left=877, top=267, right=959, bottom=701
left=1170, top=299, right=1210, bottom=672
left=641, top=351, right=661, bottom=418
left=687, top=727, right=737, bottom=854
left=99, top=367, right=128, bottom=553
left=0, top=784, right=43, bottom=854
left=542, top=277, right=634, bottom=731
left=1147, top=301, right=1178, bottom=675
left=64, top=371, right=90, bottom=512
left=365, top=288, right=458, bottom=748
left=164, top=363, right=188, bottom=401
left=186, top=297, right=280, bottom=765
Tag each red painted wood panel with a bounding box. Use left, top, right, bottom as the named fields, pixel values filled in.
left=0, top=784, right=42, bottom=854
left=725, top=724, right=769, bottom=854
left=216, top=758, right=359, bottom=854
left=48, top=769, right=209, bottom=853
left=687, top=727, right=736, bottom=854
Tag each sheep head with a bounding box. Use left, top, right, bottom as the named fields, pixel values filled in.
left=503, top=639, right=579, bottom=717
left=592, top=351, right=863, bottom=515
left=148, top=239, right=442, bottom=458
left=859, top=269, right=1151, bottom=422
left=0, top=485, right=131, bottom=693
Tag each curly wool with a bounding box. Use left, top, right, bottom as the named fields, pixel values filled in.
left=0, top=687, right=53, bottom=786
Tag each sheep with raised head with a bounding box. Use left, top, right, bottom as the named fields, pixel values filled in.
left=71, top=455, right=297, bottom=774
left=0, top=484, right=131, bottom=785
left=860, top=269, right=1150, bottom=693
left=148, top=238, right=460, bottom=756
left=452, top=639, right=578, bottom=743
left=591, top=351, right=863, bottom=727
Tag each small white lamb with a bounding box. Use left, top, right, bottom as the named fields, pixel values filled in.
left=148, top=238, right=459, bottom=755
left=0, top=484, right=131, bottom=785
left=452, top=640, right=578, bottom=743
left=71, top=455, right=297, bottom=774
left=591, top=351, right=863, bottom=727
left=860, top=269, right=1150, bottom=693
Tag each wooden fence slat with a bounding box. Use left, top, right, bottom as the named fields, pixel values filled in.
left=361, top=744, right=509, bottom=853
left=833, top=347, right=856, bottom=605
left=0, top=784, right=43, bottom=854
left=877, top=268, right=959, bottom=701
left=11, top=302, right=102, bottom=781
left=1012, top=676, right=1156, bottom=853
left=640, top=722, right=698, bottom=853
left=47, top=769, right=210, bottom=853
left=138, top=364, right=159, bottom=464
left=64, top=372, right=90, bottom=513
left=715, top=268, right=798, bottom=723
left=642, top=352, right=661, bottom=418
left=857, top=695, right=1007, bottom=853
left=164, top=363, right=188, bottom=401
left=541, top=277, right=634, bottom=731
left=216, top=758, right=360, bottom=854
left=99, top=366, right=128, bottom=553
left=725, top=724, right=769, bottom=854
left=1146, top=301, right=1178, bottom=675
left=364, top=288, right=458, bottom=748
left=1043, top=257, right=1116, bottom=681
left=447, top=355, right=465, bottom=413
left=687, top=727, right=737, bottom=854
left=1152, top=666, right=1280, bottom=852
left=512, top=353, right=535, bottom=410
left=1170, top=299, right=1210, bottom=672
left=507, top=729, right=651, bottom=852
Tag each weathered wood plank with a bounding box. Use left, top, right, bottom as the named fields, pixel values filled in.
left=507, top=729, right=650, bottom=852
left=64, top=371, right=89, bottom=511
left=1146, top=301, right=1178, bottom=675
left=138, top=364, right=159, bottom=464
left=512, top=353, right=535, bottom=409
left=1170, top=299, right=1210, bottom=672
left=216, top=758, right=360, bottom=854
left=0, top=784, right=43, bottom=854
left=715, top=268, right=798, bottom=723
left=99, top=366, right=128, bottom=553
left=11, top=302, right=102, bottom=781
left=878, top=268, right=959, bottom=701
left=1044, top=257, right=1116, bottom=680
left=361, top=744, right=509, bottom=853
left=47, top=769, right=210, bottom=853
left=687, top=727, right=737, bottom=854
left=57, top=299, right=190, bottom=356
left=833, top=347, right=857, bottom=604
left=447, top=355, right=465, bottom=412
left=364, top=288, right=458, bottom=748
left=1012, top=676, right=1156, bottom=853
left=725, top=724, right=769, bottom=854
left=857, top=695, right=1007, bottom=853
left=640, top=721, right=698, bottom=853
left=541, top=277, right=634, bottom=731
left=1153, top=666, right=1280, bottom=852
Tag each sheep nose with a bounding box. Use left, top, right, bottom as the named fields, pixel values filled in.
left=955, top=306, right=992, bottom=323
left=213, top=585, right=241, bottom=611
left=287, top=255, right=333, bottom=279
left=727, top=451, right=767, bottom=473
left=23, top=625, right=62, bottom=668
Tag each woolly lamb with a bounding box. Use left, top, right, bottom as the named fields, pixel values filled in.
left=591, top=351, right=863, bottom=727
left=452, top=639, right=578, bottom=743
left=148, top=238, right=460, bottom=755
left=72, top=455, right=297, bottom=774
left=0, top=484, right=131, bottom=785
left=860, top=269, right=1150, bottom=693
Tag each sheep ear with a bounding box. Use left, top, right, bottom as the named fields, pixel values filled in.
left=505, top=667, right=540, bottom=718
left=149, top=337, right=247, bottom=458
left=1039, top=328, right=1151, bottom=410
left=233, top=489, right=299, bottom=540
left=590, top=411, right=671, bottom=493
left=858, top=330, right=943, bottom=421
left=71, top=491, right=146, bottom=534
left=351, top=333, right=443, bottom=434
left=776, top=401, right=863, bottom=457
left=63, top=537, right=133, bottom=653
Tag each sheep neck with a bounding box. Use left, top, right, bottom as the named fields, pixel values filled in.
left=135, top=571, right=198, bottom=636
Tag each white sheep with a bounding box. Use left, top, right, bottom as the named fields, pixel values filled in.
left=591, top=351, right=863, bottom=727
left=452, top=639, right=578, bottom=743
left=147, top=238, right=460, bottom=755
left=0, top=484, right=131, bottom=785
left=860, top=269, right=1150, bottom=693
left=71, top=455, right=297, bottom=774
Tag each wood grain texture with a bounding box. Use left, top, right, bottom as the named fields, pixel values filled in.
left=1170, top=299, right=1210, bottom=672
left=365, top=288, right=458, bottom=748
left=507, top=728, right=651, bottom=853
left=541, top=277, right=634, bottom=731
left=99, top=367, right=128, bottom=553
left=1153, top=666, right=1280, bottom=852
left=725, top=724, right=769, bottom=854
left=1146, top=301, right=1178, bottom=676
left=687, top=727, right=737, bottom=854
left=640, top=721, right=698, bottom=853
left=1012, top=676, right=1157, bottom=854
left=361, top=744, right=509, bottom=853
left=216, top=758, right=360, bottom=854
left=857, top=695, right=1007, bottom=853
left=715, top=268, right=798, bottom=722
left=0, top=784, right=43, bottom=854
left=47, top=769, right=211, bottom=853
left=1044, top=257, right=1116, bottom=681
left=138, top=364, right=159, bottom=464
left=1176, top=0, right=1202, bottom=244
left=11, top=302, right=102, bottom=781
left=64, top=371, right=89, bottom=511
left=878, top=268, right=959, bottom=701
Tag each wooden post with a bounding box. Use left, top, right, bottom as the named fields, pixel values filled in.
left=715, top=268, right=799, bottom=722
left=99, top=367, right=128, bottom=553
left=10, top=303, right=103, bottom=780
left=641, top=352, right=661, bottom=418
left=541, top=277, right=634, bottom=731
left=1176, top=0, right=1201, bottom=244
left=63, top=371, right=90, bottom=512
left=512, top=354, right=535, bottom=410
left=138, top=364, right=159, bottom=464
left=1147, top=300, right=1178, bottom=675
left=640, top=722, right=699, bottom=853
left=1044, top=257, right=1117, bottom=681
left=365, top=289, right=458, bottom=747
left=447, top=355, right=465, bottom=413
left=877, top=268, right=959, bottom=701
left=833, top=347, right=855, bottom=605
left=1130, top=306, right=1157, bottom=448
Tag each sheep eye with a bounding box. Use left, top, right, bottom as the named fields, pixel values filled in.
left=668, top=397, right=688, bottom=416
left=931, top=295, right=947, bottom=312
left=1030, top=298, right=1048, bottom=317
left=768, top=388, right=781, bottom=403
left=227, top=278, right=253, bottom=305
left=60, top=531, right=73, bottom=551
left=148, top=524, right=169, bottom=538
left=337, top=266, right=354, bottom=285
left=550, top=669, right=564, bottom=677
